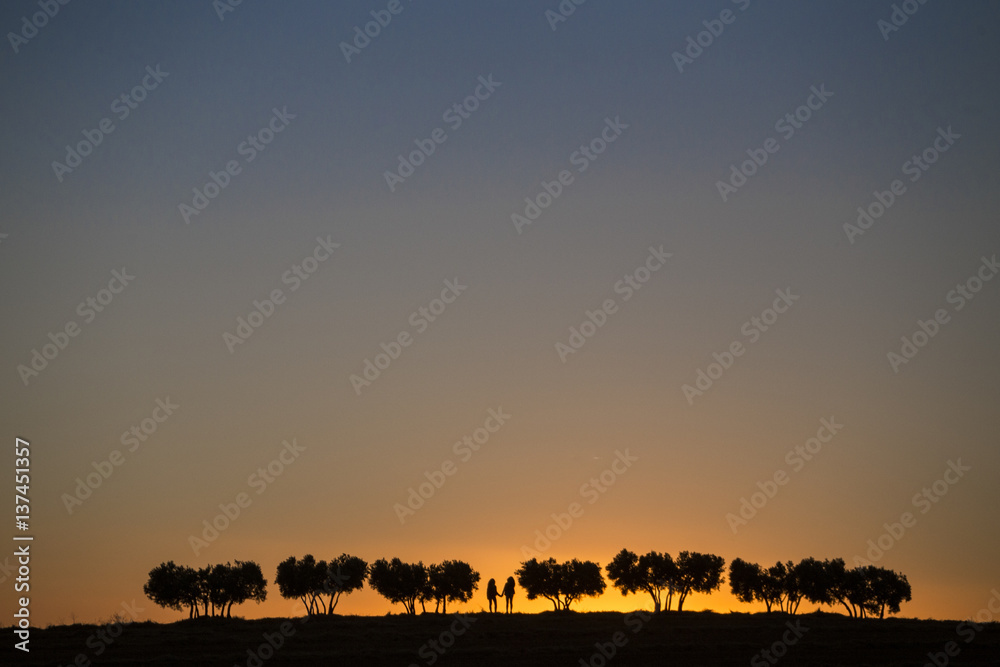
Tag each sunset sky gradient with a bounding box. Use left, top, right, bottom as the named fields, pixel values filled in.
left=1, top=0, right=999, bottom=627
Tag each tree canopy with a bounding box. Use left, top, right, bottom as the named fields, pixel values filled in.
left=673, top=551, right=726, bottom=611
left=144, top=560, right=267, bottom=618
left=422, top=560, right=481, bottom=613
left=605, top=549, right=678, bottom=613
left=729, top=557, right=911, bottom=618
left=516, top=558, right=605, bottom=611
left=368, top=558, right=427, bottom=615
left=275, top=554, right=368, bottom=615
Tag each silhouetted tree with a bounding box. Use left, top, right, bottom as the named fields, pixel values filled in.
left=806, top=558, right=857, bottom=616
left=422, top=560, right=480, bottom=613
left=195, top=566, right=215, bottom=616
left=746, top=557, right=913, bottom=619
left=845, top=565, right=876, bottom=617
left=728, top=558, right=799, bottom=612
left=276, top=555, right=324, bottom=615
left=220, top=560, right=268, bottom=617
left=318, top=554, right=368, bottom=614
left=369, top=558, right=427, bottom=615
left=760, top=561, right=801, bottom=613
left=822, top=558, right=864, bottom=617
left=673, top=551, right=725, bottom=611
left=145, top=560, right=265, bottom=618
left=516, top=558, right=605, bottom=610
left=783, top=561, right=804, bottom=614
left=206, top=564, right=228, bottom=616
left=728, top=558, right=765, bottom=609
left=561, top=559, right=606, bottom=609
left=840, top=565, right=911, bottom=618
left=144, top=561, right=196, bottom=617
left=606, top=549, right=677, bottom=613
left=275, top=554, right=367, bottom=615
left=516, top=558, right=563, bottom=610
left=865, top=566, right=911, bottom=618
left=177, top=564, right=204, bottom=617
left=793, top=557, right=835, bottom=609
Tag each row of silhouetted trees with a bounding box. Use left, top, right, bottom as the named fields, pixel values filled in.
left=144, top=551, right=911, bottom=619
left=273, top=555, right=481, bottom=615
left=728, top=556, right=911, bottom=619
left=143, top=561, right=267, bottom=618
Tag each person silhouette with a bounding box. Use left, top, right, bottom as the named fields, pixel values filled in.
left=486, top=578, right=499, bottom=613
left=501, top=576, right=515, bottom=614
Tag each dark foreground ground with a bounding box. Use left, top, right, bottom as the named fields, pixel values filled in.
left=5, top=611, right=999, bottom=667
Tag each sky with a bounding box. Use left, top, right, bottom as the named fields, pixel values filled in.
left=1, top=0, right=999, bottom=631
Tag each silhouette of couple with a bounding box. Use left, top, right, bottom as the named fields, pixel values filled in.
left=486, top=576, right=515, bottom=613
